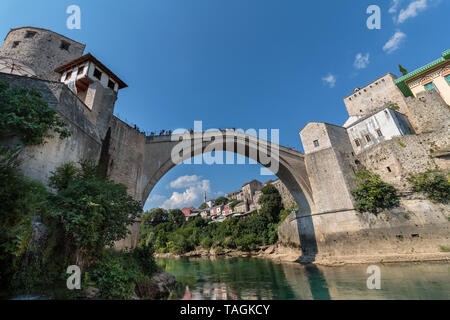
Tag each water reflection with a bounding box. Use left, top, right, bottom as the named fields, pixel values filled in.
left=158, top=257, right=450, bottom=300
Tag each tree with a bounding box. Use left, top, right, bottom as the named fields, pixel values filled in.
left=168, top=209, right=185, bottom=226
left=142, top=208, right=168, bottom=225
left=214, top=196, right=229, bottom=206
left=0, top=82, right=71, bottom=146
left=399, top=64, right=408, bottom=76
left=198, top=202, right=207, bottom=210
left=351, top=170, right=400, bottom=214
left=50, top=161, right=142, bottom=263
left=258, top=184, right=283, bottom=223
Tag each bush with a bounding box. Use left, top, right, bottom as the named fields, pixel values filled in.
left=351, top=170, right=400, bottom=214
left=132, top=244, right=158, bottom=275
left=408, top=170, right=449, bottom=203
left=90, top=251, right=141, bottom=299
left=214, top=197, right=229, bottom=206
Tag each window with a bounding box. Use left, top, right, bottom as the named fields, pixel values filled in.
left=387, top=167, right=392, bottom=173
left=93, top=68, right=102, bottom=80
left=376, top=129, right=383, bottom=137
left=12, top=41, right=20, bottom=48
left=313, top=140, right=319, bottom=148
left=77, top=66, right=85, bottom=75
left=365, top=134, right=371, bottom=142
left=354, top=139, right=361, bottom=147
left=60, top=41, right=70, bottom=51
left=445, top=74, right=450, bottom=85
left=424, top=82, right=439, bottom=93
left=25, top=31, right=36, bottom=38
left=65, top=71, right=72, bottom=81
left=107, top=79, right=116, bottom=90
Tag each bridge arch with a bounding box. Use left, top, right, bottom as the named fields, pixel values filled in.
left=140, top=130, right=315, bottom=213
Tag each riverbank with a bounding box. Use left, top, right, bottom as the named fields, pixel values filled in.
left=155, top=244, right=450, bottom=266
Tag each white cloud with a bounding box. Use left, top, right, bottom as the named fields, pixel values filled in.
left=162, top=175, right=211, bottom=209
left=322, top=74, right=336, bottom=88
left=389, top=0, right=403, bottom=14
left=383, top=31, right=406, bottom=54
left=148, top=194, right=167, bottom=202
left=354, top=53, right=370, bottom=69
left=397, top=0, right=428, bottom=23
left=169, top=174, right=202, bottom=189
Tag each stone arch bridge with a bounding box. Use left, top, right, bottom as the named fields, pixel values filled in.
left=137, top=130, right=315, bottom=213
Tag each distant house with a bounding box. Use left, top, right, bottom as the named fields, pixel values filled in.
left=210, top=205, right=223, bottom=216
left=222, top=204, right=233, bottom=216
left=181, top=207, right=196, bottom=217
left=206, top=199, right=216, bottom=208
left=200, top=210, right=210, bottom=219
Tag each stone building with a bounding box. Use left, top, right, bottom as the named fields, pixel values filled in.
left=241, top=179, right=263, bottom=202
left=0, top=27, right=86, bottom=81
left=0, top=27, right=136, bottom=249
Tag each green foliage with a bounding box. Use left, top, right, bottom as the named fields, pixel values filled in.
left=399, top=64, right=408, bottom=76
left=351, top=170, right=400, bottom=214
left=214, top=197, right=229, bottom=206
left=50, top=161, right=142, bottom=263
left=0, top=81, right=71, bottom=146
left=48, top=163, right=80, bottom=191
left=198, top=202, right=207, bottom=210
left=279, top=209, right=291, bottom=223
left=142, top=208, right=169, bottom=226
left=168, top=209, right=185, bottom=227
left=140, top=187, right=284, bottom=254
left=90, top=250, right=141, bottom=299
left=408, top=170, right=450, bottom=203
left=389, top=103, right=400, bottom=111
left=258, top=184, right=283, bottom=223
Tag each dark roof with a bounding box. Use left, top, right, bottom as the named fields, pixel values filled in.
left=54, top=53, right=127, bottom=89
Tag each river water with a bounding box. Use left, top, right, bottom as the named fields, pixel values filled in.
left=157, top=257, right=450, bottom=300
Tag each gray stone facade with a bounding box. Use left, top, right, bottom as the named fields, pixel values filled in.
left=0, top=27, right=86, bottom=81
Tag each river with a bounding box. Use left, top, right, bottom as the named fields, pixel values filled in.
left=157, top=257, right=450, bottom=300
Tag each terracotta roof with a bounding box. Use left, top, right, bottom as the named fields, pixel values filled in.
left=54, top=53, right=127, bottom=89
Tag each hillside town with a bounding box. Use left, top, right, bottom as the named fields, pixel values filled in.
left=181, top=178, right=297, bottom=222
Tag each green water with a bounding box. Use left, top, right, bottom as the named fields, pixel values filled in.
left=157, top=258, right=450, bottom=300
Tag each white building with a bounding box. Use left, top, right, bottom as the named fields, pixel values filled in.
left=55, top=53, right=127, bottom=109
left=346, top=108, right=414, bottom=154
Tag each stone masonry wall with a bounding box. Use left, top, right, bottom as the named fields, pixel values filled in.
left=0, top=73, right=102, bottom=185
left=405, top=90, right=450, bottom=134
left=0, top=27, right=86, bottom=81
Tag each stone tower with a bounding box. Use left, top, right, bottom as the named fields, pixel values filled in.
left=0, top=27, right=86, bottom=81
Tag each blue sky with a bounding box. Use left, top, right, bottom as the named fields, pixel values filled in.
left=0, top=0, right=448, bottom=210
